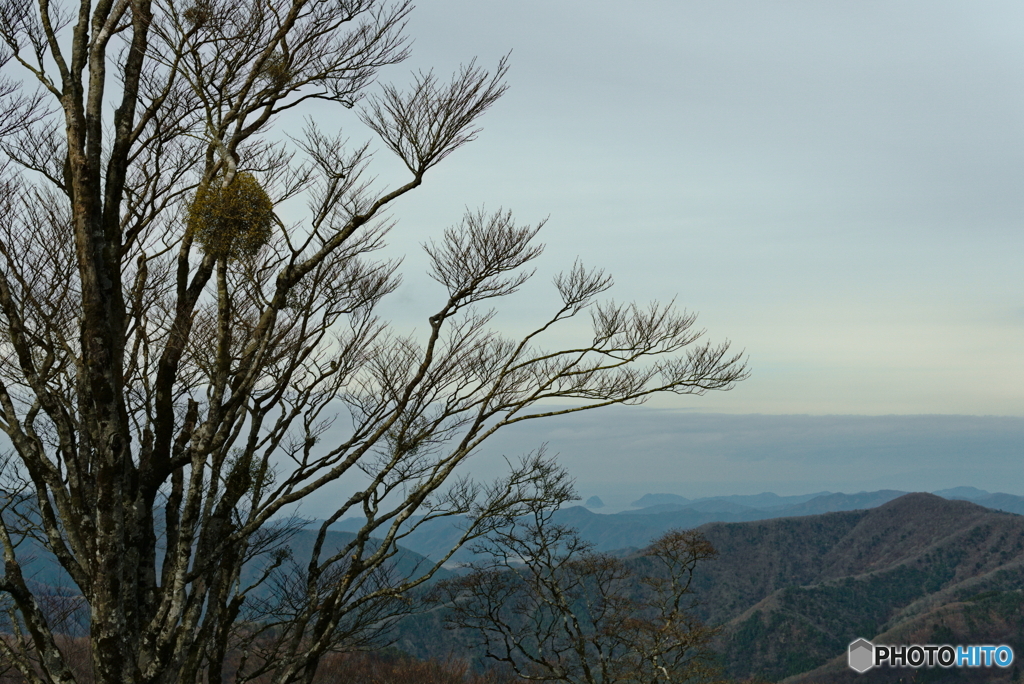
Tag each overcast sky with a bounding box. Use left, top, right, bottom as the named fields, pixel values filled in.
left=318, top=1, right=1024, bottom=417
left=296, top=3, right=1024, bottom=513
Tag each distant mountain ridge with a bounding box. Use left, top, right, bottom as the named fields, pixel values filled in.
left=629, top=491, right=832, bottom=510
left=328, top=487, right=1024, bottom=563
left=631, top=487, right=1024, bottom=515
left=933, top=486, right=1024, bottom=515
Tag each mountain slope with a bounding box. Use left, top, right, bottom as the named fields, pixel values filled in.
left=691, top=494, right=1024, bottom=682
left=330, top=490, right=916, bottom=561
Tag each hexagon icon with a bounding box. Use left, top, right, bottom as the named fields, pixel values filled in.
left=848, top=638, right=874, bottom=673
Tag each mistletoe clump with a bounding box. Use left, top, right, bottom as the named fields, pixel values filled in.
left=187, top=172, right=274, bottom=258
left=258, top=53, right=293, bottom=88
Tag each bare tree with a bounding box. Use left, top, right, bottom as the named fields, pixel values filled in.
left=0, top=0, right=748, bottom=682
left=434, top=486, right=724, bottom=684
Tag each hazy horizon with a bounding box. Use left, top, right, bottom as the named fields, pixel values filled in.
left=294, top=408, right=1024, bottom=519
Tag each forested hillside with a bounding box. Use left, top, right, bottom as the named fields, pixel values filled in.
left=391, top=494, right=1024, bottom=683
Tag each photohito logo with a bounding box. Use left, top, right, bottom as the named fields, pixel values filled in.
left=848, top=638, right=874, bottom=673
left=848, top=638, right=1014, bottom=672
